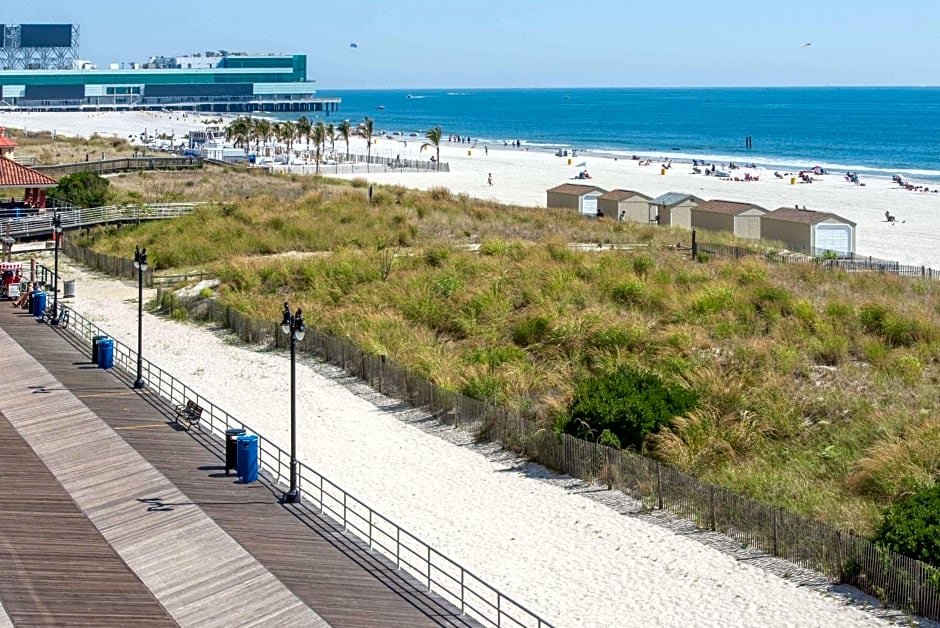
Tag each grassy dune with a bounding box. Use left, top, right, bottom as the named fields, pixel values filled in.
left=81, top=168, right=940, bottom=536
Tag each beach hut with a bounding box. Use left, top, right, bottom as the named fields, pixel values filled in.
left=546, top=183, right=607, bottom=216
left=760, top=207, right=856, bottom=256
left=647, top=192, right=704, bottom=229
left=690, top=200, right=767, bottom=239
left=597, top=189, right=652, bottom=223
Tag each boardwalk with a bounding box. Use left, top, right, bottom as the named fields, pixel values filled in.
left=0, top=306, right=477, bottom=627
left=0, top=411, right=175, bottom=626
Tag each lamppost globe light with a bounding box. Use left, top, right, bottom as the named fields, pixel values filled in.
left=294, top=309, right=305, bottom=341
left=50, top=212, right=62, bottom=325
left=281, top=301, right=304, bottom=504
left=133, top=244, right=146, bottom=389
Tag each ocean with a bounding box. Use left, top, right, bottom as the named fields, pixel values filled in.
left=283, top=87, right=940, bottom=182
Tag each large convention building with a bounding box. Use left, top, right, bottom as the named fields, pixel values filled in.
left=0, top=23, right=339, bottom=113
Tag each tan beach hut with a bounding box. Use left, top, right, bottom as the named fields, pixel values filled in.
left=690, top=199, right=767, bottom=239
left=597, top=189, right=652, bottom=223
left=648, top=192, right=704, bottom=229
left=760, top=207, right=856, bottom=256
left=546, top=183, right=607, bottom=216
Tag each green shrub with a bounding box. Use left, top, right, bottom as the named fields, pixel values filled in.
left=874, top=484, right=940, bottom=568
left=561, top=366, right=698, bottom=451
left=52, top=171, right=111, bottom=207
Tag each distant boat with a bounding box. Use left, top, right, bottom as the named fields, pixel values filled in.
left=376, top=105, right=385, bottom=110
left=406, top=94, right=413, bottom=99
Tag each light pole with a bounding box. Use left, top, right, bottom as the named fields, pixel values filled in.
left=50, top=212, right=62, bottom=325
left=280, top=301, right=305, bottom=504
left=133, top=245, right=148, bottom=389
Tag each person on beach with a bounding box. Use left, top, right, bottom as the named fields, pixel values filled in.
left=488, top=173, right=493, bottom=186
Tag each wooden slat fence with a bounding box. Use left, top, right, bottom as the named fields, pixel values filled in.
left=696, top=238, right=940, bottom=280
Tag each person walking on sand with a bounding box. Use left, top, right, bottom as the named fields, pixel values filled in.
left=487, top=173, right=493, bottom=186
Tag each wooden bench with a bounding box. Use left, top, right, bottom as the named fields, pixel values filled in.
left=174, top=399, right=203, bottom=431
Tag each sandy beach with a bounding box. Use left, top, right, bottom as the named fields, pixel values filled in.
left=2, top=111, right=937, bottom=624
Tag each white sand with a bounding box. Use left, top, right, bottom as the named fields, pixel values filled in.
left=36, top=255, right=895, bottom=628
left=0, top=110, right=226, bottom=143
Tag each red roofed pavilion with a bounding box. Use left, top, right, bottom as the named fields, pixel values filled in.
left=0, top=127, right=57, bottom=210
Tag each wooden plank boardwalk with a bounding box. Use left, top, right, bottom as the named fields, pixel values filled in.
left=0, top=306, right=478, bottom=628
left=0, top=410, right=175, bottom=626
left=0, top=322, right=327, bottom=628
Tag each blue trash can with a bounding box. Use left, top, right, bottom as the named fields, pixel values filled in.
left=32, top=291, right=46, bottom=318
left=97, top=338, right=114, bottom=369
left=91, top=335, right=108, bottom=363
left=236, top=434, right=259, bottom=483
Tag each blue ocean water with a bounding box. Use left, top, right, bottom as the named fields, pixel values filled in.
left=287, top=87, right=940, bottom=182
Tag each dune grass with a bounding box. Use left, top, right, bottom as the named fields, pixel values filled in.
left=78, top=168, right=940, bottom=536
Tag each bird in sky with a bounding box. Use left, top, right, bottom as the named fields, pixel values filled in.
left=349, top=43, right=358, bottom=49
left=801, top=42, right=812, bottom=48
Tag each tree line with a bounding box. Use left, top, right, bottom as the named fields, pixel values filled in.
left=224, top=116, right=443, bottom=173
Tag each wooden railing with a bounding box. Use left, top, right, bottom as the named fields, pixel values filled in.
left=33, top=156, right=203, bottom=178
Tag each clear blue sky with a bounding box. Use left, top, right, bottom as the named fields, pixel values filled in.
left=12, top=0, right=940, bottom=88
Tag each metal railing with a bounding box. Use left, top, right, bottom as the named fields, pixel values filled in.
left=0, top=202, right=204, bottom=239
left=42, top=289, right=552, bottom=628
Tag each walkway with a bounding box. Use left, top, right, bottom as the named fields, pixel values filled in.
left=0, top=305, right=476, bottom=627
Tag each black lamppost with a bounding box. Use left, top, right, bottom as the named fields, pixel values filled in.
left=50, top=212, right=62, bottom=325
left=133, top=245, right=148, bottom=389
left=280, top=301, right=305, bottom=504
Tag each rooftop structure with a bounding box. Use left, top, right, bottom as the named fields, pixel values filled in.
left=0, top=24, right=79, bottom=71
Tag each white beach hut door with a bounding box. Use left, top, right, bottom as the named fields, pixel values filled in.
left=582, top=195, right=598, bottom=216
left=815, top=224, right=851, bottom=256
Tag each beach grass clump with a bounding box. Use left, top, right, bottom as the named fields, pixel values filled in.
left=849, top=419, right=940, bottom=501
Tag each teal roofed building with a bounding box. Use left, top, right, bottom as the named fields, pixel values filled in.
left=0, top=24, right=339, bottom=113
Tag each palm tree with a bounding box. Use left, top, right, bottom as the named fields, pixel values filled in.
left=225, top=116, right=252, bottom=161
left=422, top=125, right=443, bottom=170
left=252, top=118, right=272, bottom=156
left=281, top=120, right=297, bottom=157
left=326, top=123, right=336, bottom=158
left=358, top=117, right=374, bottom=172
left=315, top=120, right=327, bottom=163
left=337, top=120, right=352, bottom=162
left=295, top=115, right=312, bottom=161
left=311, top=121, right=326, bottom=175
